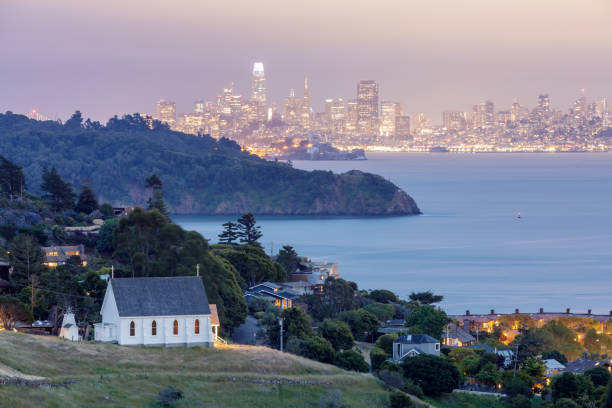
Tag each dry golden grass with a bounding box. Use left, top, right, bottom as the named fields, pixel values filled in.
left=0, top=331, right=389, bottom=407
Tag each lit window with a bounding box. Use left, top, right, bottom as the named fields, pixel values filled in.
left=152, top=320, right=157, bottom=336
left=195, top=319, right=200, bottom=334
left=130, top=321, right=135, bottom=336
left=173, top=320, right=179, bottom=335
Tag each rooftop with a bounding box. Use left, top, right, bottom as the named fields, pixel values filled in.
left=110, top=276, right=211, bottom=317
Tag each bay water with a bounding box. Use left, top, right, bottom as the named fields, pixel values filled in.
left=174, top=153, right=612, bottom=315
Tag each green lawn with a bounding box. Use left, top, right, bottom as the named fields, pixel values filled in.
left=0, top=331, right=389, bottom=407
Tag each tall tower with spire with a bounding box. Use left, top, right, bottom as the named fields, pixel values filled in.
left=300, top=76, right=312, bottom=130
left=251, top=62, right=266, bottom=104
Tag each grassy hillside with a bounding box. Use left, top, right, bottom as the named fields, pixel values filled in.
left=0, top=112, right=420, bottom=216
left=0, top=331, right=389, bottom=407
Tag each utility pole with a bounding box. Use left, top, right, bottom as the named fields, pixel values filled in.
left=279, top=318, right=284, bottom=352
left=196, top=264, right=200, bottom=277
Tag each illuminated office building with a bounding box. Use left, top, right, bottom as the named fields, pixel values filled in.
left=156, top=100, right=176, bottom=128
left=283, top=88, right=301, bottom=125
left=357, top=80, right=379, bottom=137
left=251, top=62, right=266, bottom=105
left=380, top=101, right=402, bottom=137
left=443, top=111, right=467, bottom=131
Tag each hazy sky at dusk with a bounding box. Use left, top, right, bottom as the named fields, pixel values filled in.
left=2, top=0, right=611, bottom=123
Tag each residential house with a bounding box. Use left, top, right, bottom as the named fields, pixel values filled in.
left=563, top=359, right=612, bottom=375
left=392, top=334, right=441, bottom=362
left=469, top=344, right=514, bottom=368
left=544, top=359, right=566, bottom=377
left=288, top=260, right=339, bottom=294
left=41, top=244, right=87, bottom=267
left=94, top=276, right=216, bottom=347
left=442, top=322, right=476, bottom=347
left=244, top=282, right=299, bottom=309
left=378, top=319, right=410, bottom=335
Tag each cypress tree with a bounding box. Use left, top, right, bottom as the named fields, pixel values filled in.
left=218, top=221, right=239, bottom=244
left=41, top=167, right=75, bottom=211
left=236, top=213, right=263, bottom=246
left=75, top=185, right=99, bottom=214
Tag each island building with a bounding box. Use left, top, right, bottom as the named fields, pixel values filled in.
left=95, top=276, right=219, bottom=347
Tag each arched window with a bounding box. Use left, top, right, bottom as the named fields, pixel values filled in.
left=195, top=319, right=200, bottom=334
left=173, top=320, right=179, bottom=335
left=151, top=320, right=157, bottom=336
left=129, top=321, right=135, bottom=337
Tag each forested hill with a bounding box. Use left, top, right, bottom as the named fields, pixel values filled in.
left=0, top=112, right=420, bottom=215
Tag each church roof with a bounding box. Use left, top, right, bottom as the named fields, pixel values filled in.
left=110, top=276, right=211, bottom=317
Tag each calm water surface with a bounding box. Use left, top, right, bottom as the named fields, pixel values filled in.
left=174, top=153, right=612, bottom=315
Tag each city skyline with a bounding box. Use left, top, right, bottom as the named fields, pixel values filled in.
left=2, top=0, right=612, bottom=122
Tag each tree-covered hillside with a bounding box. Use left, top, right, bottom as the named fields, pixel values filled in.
left=0, top=112, right=421, bottom=215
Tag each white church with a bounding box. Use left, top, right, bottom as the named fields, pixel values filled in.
left=94, top=276, right=219, bottom=347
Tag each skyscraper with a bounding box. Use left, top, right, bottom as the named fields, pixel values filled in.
left=325, top=98, right=346, bottom=134
left=380, top=101, right=402, bottom=138
left=251, top=62, right=266, bottom=105
left=156, top=100, right=176, bottom=128
left=346, top=99, right=359, bottom=136
left=300, top=76, right=312, bottom=130
left=395, top=116, right=411, bottom=141
left=443, top=111, right=467, bottom=131
left=283, top=88, right=301, bottom=125
left=471, top=100, right=494, bottom=128
left=357, top=80, right=379, bottom=137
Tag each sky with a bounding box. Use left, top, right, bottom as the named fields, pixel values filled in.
left=1, top=0, right=611, bottom=124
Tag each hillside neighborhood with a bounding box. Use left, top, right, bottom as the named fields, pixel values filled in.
left=2, top=157, right=612, bottom=408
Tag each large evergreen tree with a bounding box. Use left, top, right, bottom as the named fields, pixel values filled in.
left=41, top=167, right=75, bottom=211
left=0, top=155, right=25, bottom=200
left=145, top=174, right=168, bottom=215
left=276, top=245, right=299, bottom=274
left=75, top=184, right=99, bottom=214
left=218, top=221, right=239, bottom=244
left=236, top=213, right=263, bottom=246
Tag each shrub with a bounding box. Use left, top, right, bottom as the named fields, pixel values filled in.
left=502, top=375, right=533, bottom=398
left=319, top=319, right=354, bottom=351
left=511, top=394, right=531, bottom=408
left=401, top=354, right=459, bottom=396
left=370, top=347, right=390, bottom=371
left=554, top=398, right=579, bottom=408
left=304, top=336, right=335, bottom=364
left=156, top=386, right=183, bottom=408
left=403, top=379, right=424, bottom=399
left=378, top=369, right=406, bottom=390
left=389, top=391, right=413, bottom=408
left=284, top=338, right=307, bottom=356
left=584, top=366, right=611, bottom=387
left=379, top=361, right=402, bottom=372
left=334, top=349, right=369, bottom=372
left=375, top=333, right=399, bottom=355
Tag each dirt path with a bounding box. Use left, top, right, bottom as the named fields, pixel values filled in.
left=0, top=362, right=44, bottom=380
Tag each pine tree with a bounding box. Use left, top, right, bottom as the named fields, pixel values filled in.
left=0, top=155, right=26, bottom=200
left=75, top=185, right=99, bottom=214
left=41, top=167, right=75, bottom=211
left=218, top=221, right=239, bottom=244
left=145, top=174, right=168, bottom=215
left=236, top=213, right=263, bottom=246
